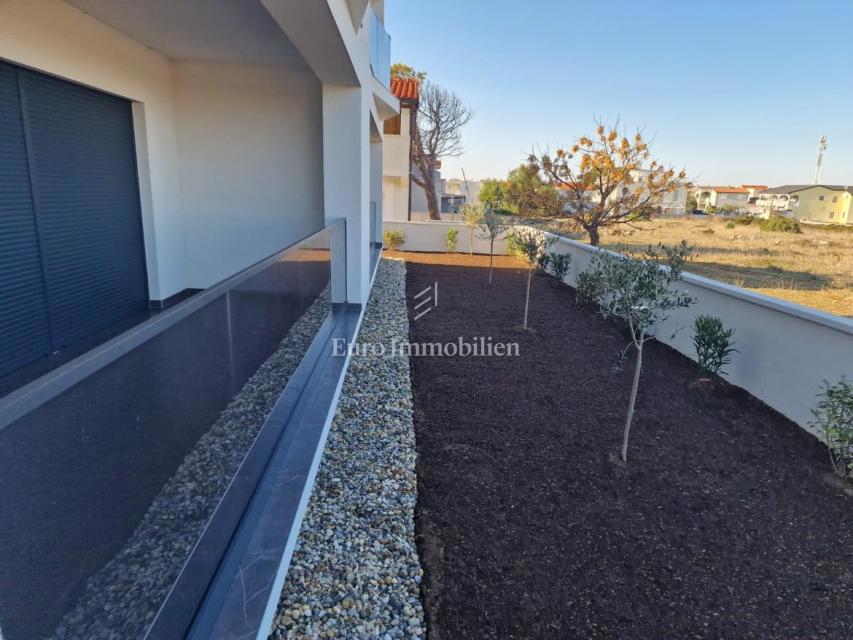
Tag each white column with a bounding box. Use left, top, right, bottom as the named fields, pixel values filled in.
left=322, top=84, right=370, bottom=304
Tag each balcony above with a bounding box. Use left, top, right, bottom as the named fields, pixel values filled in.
left=368, top=6, right=391, bottom=88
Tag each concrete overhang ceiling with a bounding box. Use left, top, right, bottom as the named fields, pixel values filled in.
left=66, top=0, right=306, bottom=66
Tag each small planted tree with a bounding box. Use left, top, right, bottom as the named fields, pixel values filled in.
left=580, top=241, right=695, bottom=461
left=810, top=378, right=853, bottom=479
left=507, top=227, right=553, bottom=330
left=692, top=315, right=736, bottom=380
left=445, top=227, right=459, bottom=253
left=477, top=204, right=508, bottom=284
left=460, top=203, right=484, bottom=254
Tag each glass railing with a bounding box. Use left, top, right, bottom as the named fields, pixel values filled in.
left=369, top=8, right=391, bottom=87
left=0, top=221, right=345, bottom=640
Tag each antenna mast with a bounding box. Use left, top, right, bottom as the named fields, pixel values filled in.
left=813, top=135, right=827, bottom=185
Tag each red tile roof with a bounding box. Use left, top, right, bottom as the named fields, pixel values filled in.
left=713, top=187, right=750, bottom=194
left=390, top=77, right=419, bottom=102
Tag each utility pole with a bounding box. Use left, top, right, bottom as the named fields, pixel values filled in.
left=461, top=167, right=472, bottom=203
left=813, top=135, right=827, bottom=185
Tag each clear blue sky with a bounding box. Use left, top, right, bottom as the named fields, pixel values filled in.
left=385, top=0, right=853, bottom=186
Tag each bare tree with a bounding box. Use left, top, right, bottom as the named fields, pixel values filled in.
left=529, top=120, right=691, bottom=246
left=411, top=82, right=473, bottom=221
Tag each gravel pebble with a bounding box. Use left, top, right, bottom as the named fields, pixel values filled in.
left=269, top=258, right=426, bottom=640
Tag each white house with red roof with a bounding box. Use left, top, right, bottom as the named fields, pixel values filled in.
left=382, top=77, right=418, bottom=220
left=692, top=186, right=756, bottom=213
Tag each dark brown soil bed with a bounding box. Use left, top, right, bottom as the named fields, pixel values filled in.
left=402, top=251, right=853, bottom=640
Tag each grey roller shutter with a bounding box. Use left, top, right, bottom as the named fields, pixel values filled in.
left=0, top=63, right=52, bottom=377
left=0, top=60, right=148, bottom=378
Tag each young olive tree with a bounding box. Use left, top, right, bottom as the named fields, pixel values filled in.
left=460, top=203, right=484, bottom=254
left=578, top=241, right=695, bottom=461
left=507, top=227, right=553, bottom=330
left=477, top=204, right=508, bottom=284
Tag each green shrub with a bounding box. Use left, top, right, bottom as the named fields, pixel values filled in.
left=383, top=229, right=405, bottom=251
left=810, top=378, right=853, bottom=479
left=692, top=315, right=736, bottom=378
left=759, top=216, right=801, bottom=233
left=575, top=268, right=599, bottom=306
left=733, top=215, right=754, bottom=225
left=725, top=221, right=736, bottom=229
left=445, top=226, right=459, bottom=253
left=547, top=252, right=573, bottom=282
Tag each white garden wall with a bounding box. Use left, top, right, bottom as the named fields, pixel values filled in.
left=384, top=220, right=511, bottom=255
left=388, top=219, right=853, bottom=436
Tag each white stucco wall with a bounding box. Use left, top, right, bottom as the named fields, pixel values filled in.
left=384, top=220, right=853, bottom=435
left=171, top=61, right=324, bottom=288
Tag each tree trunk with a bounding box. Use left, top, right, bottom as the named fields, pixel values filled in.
left=469, top=227, right=474, bottom=254
left=621, top=339, right=644, bottom=462
left=588, top=226, right=600, bottom=246
left=488, top=243, right=494, bottom=284
left=523, top=268, right=533, bottom=329
left=425, top=183, right=440, bottom=221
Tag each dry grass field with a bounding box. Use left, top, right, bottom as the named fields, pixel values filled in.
left=596, top=217, right=853, bottom=317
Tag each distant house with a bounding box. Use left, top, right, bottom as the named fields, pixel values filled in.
left=757, top=185, right=853, bottom=224
left=382, top=77, right=418, bottom=221
left=692, top=186, right=752, bottom=213
left=444, top=178, right=483, bottom=206
left=557, top=173, right=688, bottom=216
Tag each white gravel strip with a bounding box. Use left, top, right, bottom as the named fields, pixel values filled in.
left=270, top=258, right=426, bottom=640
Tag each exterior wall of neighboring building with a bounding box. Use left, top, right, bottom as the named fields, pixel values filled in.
left=561, top=179, right=687, bottom=216
left=791, top=187, right=852, bottom=224
left=757, top=186, right=853, bottom=224
left=444, top=178, right=483, bottom=206
left=711, top=191, right=750, bottom=209
left=410, top=165, right=441, bottom=218
left=382, top=104, right=412, bottom=221
left=657, top=186, right=688, bottom=214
